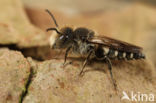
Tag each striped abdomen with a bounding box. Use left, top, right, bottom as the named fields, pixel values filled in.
left=95, top=46, right=145, bottom=60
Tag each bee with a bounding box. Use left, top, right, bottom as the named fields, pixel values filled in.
left=46, top=9, right=145, bottom=90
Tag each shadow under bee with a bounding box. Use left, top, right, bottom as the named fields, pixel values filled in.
left=65, top=57, right=155, bottom=82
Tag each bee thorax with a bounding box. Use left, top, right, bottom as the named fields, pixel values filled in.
left=72, top=42, right=94, bottom=56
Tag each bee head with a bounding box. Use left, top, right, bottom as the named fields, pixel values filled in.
left=46, top=9, right=74, bottom=49
left=48, top=27, right=74, bottom=49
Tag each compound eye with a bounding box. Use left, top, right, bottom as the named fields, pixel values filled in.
left=59, top=35, right=64, bottom=40
left=66, top=35, right=69, bottom=38
left=59, top=35, right=69, bottom=40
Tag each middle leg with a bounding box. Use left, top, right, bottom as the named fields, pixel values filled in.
left=79, top=51, right=93, bottom=75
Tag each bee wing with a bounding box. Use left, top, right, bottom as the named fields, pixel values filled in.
left=88, top=36, right=143, bottom=53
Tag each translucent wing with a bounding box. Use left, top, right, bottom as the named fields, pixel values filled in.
left=87, top=36, right=143, bottom=53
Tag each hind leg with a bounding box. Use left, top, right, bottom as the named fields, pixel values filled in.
left=104, top=56, right=117, bottom=90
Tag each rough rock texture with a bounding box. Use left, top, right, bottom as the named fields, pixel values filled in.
left=0, top=0, right=48, bottom=48
left=0, top=0, right=53, bottom=60
left=23, top=59, right=156, bottom=103
left=0, top=48, right=30, bottom=103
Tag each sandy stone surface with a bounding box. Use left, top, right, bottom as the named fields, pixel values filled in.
left=23, top=59, right=156, bottom=103
left=0, top=48, right=31, bottom=103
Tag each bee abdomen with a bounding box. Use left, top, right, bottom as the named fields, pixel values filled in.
left=103, top=47, right=118, bottom=59
left=133, top=52, right=145, bottom=59
left=102, top=47, right=145, bottom=60
left=121, top=52, right=145, bottom=60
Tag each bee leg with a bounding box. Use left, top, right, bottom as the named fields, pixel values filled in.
left=79, top=51, right=93, bottom=75
left=104, top=56, right=117, bottom=90
left=63, top=46, right=72, bottom=65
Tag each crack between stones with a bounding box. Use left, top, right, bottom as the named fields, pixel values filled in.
left=0, top=44, right=49, bottom=61
left=19, top=67, right=34, bottom=103
left=0, top=44, right=49, bottom=102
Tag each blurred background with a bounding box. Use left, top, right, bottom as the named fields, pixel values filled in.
left=0, top=0, right=155, bottom=65
left=21, top=0, right=156, bottom=66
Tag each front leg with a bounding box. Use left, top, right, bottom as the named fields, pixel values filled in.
left=79, top=51, right=93, bottom=75
left=63, top=46, right=72, bottom=65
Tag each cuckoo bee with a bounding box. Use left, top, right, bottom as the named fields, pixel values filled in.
left=46, top=9, right=145, bottom=90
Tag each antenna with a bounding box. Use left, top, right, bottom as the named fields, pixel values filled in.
left=45, top=9, right=59, bottom=27
left=46, top=28, right=63, bottom=35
